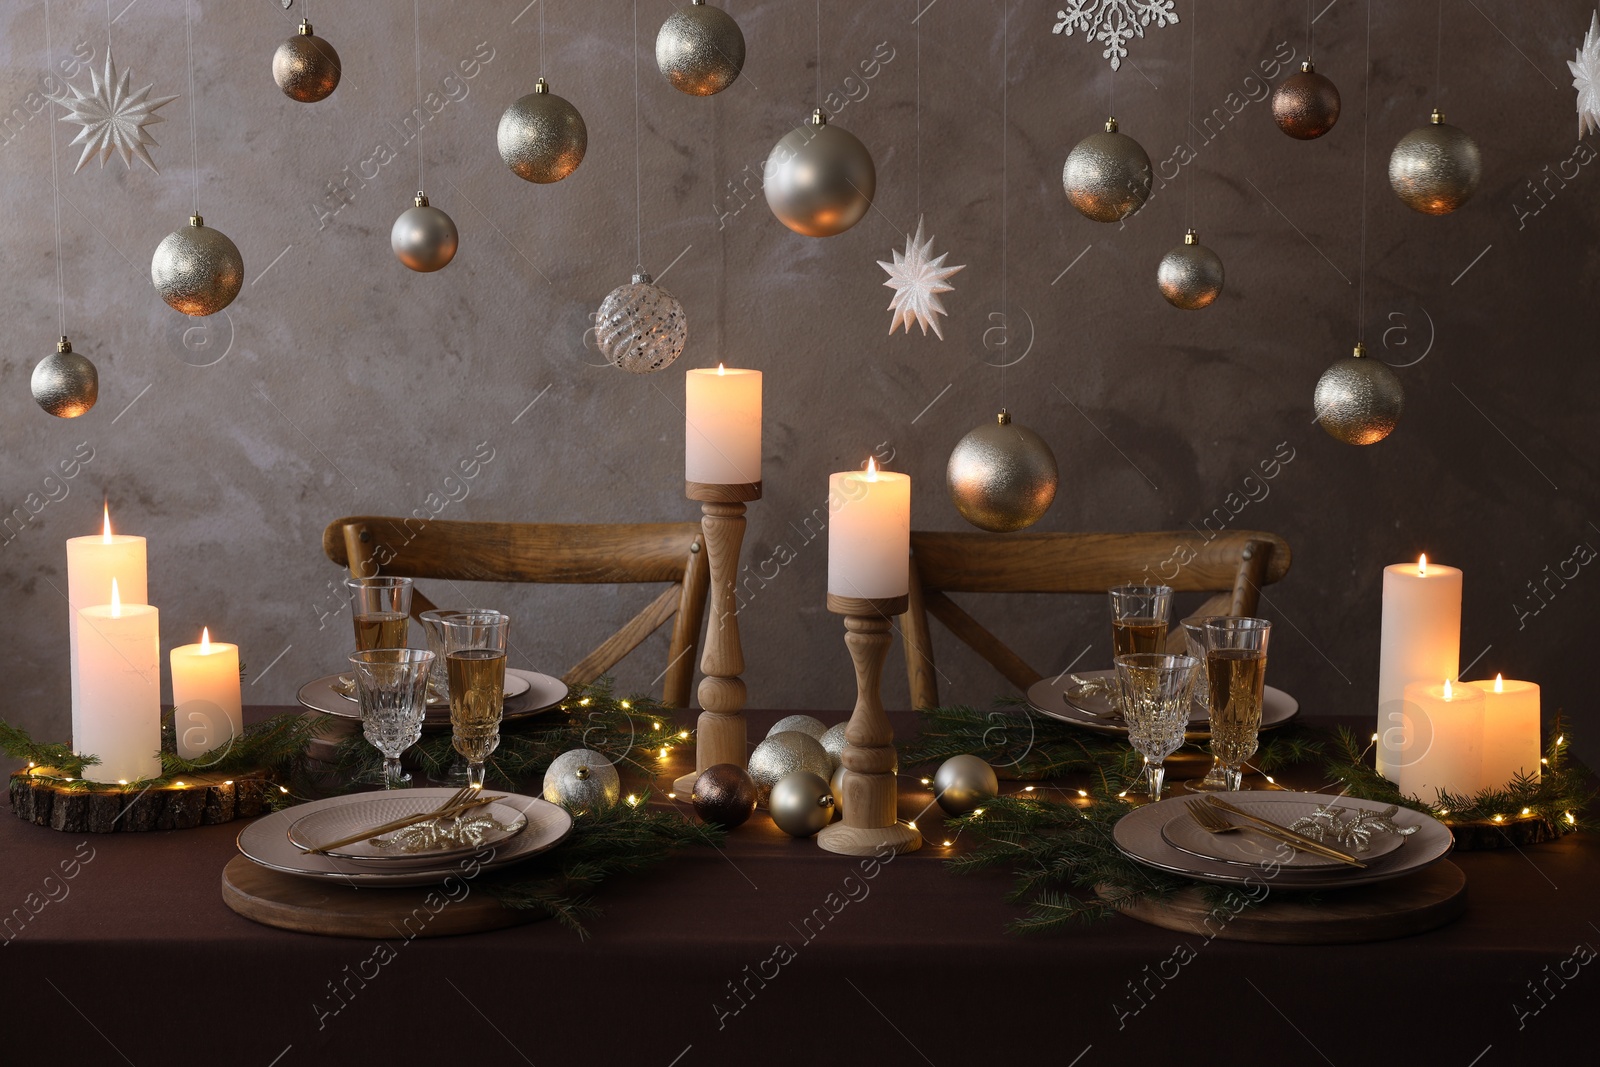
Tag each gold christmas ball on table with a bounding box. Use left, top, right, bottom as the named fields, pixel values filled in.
left=272, top=20, right=341, bottom=103
left=1314, top=342, right=1404, bottom=445
left=1388, top=109, right=1481, bottom=215
left=656, top=0, right=746, bottom=97
left=1063, top=117, right=1152, bottom=223
left=947, top=410, right=1059, bottom=532
left=1271, top=60, right=1341, bottom=139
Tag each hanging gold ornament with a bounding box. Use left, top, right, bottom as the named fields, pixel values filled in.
left=946, top=410, right=1059, bottom=532
left=1063, top=116, right=1152, bottom=223
left=31, top=337, right=98, bottom=418
left=1271, top=60, right=1341, bottom=139
left=656, top=0, right=746, bottom=97
left=1157, top=229, right=1224, bottom=309
left=497, top=78, right=587, bottom=184
left=1314, top=342, right=1404, bottom=445
left=390, top=192, right=458, bottom=273
left=151, top=215, right=243, bottom=317
left=272, top=20, right=341, bottom=103
left=763, top=110, right=876, bottom=237
left=1388, top=109, right=1481, bottom=215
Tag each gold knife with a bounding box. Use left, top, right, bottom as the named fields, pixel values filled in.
left=1205, top=796, right=1366, bottom=868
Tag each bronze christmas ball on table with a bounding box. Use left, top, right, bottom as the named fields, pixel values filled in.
left=692, top=763, right=758, bottom=829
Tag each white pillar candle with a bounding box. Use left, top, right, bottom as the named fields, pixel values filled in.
left=1377, top=555, right=1461, bottom=780
left=1467, top=674, right=1541, bottom=786
left=66, top=506, right=148, bottom=761
left=170, top=628, right=243, bottom=760
left=685, top=365, right=762, bottom=485
left=827, top=460, right=910, bottom=600
left=76, top=581, right=162, bottom=783
left=1395, top=679, right=1484, bottom=800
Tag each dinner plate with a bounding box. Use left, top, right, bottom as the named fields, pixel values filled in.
left=1112, top=790, right=1452, bottom=890
left=237, top=788, right=572, bottom=886
left=1025, top=670, right=1298, bottom=739
left=332, top=671, right=533, bottom=706
left=1158, top=795, right=1408, bottom=870
left=286, top=794, right=528, bottom=862
left=297, top=668, right=567, bottom=728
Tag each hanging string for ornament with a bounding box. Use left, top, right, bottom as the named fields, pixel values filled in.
left=46, top=0, right=178, bottom=174
left=1570, top=4, right=1600, bottom=137
left=1158, top=5, right=1223, bottom=310
left=1063, top=50, right=1150, bottom=223
left=152, top=0, right=243, bottom=318
left=273, top=0, right=342, bottom=103
left=657, top=0, right=746, bottom=96
left=1389, top=1, right=1481, bottom=215
left=1273, top=0, right=1341, bottom=139
left=498, top=0, right=587, bottom=183
left=392, top=0, right=458, bottom=272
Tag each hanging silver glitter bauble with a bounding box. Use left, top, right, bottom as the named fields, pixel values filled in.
left=768, top=714, right=827, bottom=741
left=31, top=337, right=98, bottom=418
left=769, top=771, right=836, bottom=838
left=764, top=110, right=875, bottom=237
left=595, top=271, right=687, bottom=373
left=692, top=763, right=758, bottom=828
left=152, top=215, right=244, bottom=317
left=272, top=20, right=341, bottom=103
left=947, top=410, right=1059, bottom=533
left=391, top=192, right=459, bottom=273
left=1157, top=229, right=1224, bottom=310
left=1314, top=342, right=1404, bottom=446
left=933, top=754, right=998, bottom=816
left=656, top=0, right=745, bottom=97
left=819, top=722, right=849, bottom=772
left=497, top=78, right=587, bottom=184
left=1271, top=60, right=1341, bottom=140
left=1063, top=117, right=1152, bottom=223
left=748, top=731, right=832, bottom=795
left=1388, top=109, right=1482, bottom=216
left=542, top=748, right=621, bottom=812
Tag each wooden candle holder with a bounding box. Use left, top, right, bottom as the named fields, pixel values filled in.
left=673, top=481, right=762, bottom=796
left=817, top=593, right=921, bottom=857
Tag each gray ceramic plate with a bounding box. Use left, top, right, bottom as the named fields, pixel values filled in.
left=297, top=667, right=567, bottom=728
left=286, top=794, right=528, bottom=863
left=1159, top=795, right=1408, bottom=870
left=1025, top=669, right=1298, bottom=739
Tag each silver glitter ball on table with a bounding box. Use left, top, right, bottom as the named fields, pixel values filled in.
left=595, top=272, right=687, bottom=373
left=391, top=192, right=459, bottom=273
left=542, top=748, right=621, bottom=812
left=764, top=110, right=875, bottom=237
left=1388, top=109, right=1482, bottom=216
left=1157, top=229, right=1224, bottom=310
left=656, top=0, right=745, bottom=97
left=1314, top=342, right=1404, bottom=446
left=933, top=754, right=998, bottom=816
left=31, top=337, right=98, bottom=418
left=1063, top=117, right=1152, bottom=223
left=1271, top=61, right=1341, bottom=140
left=748, top=731, right=832, bottom=795
left=819, top=722, right=849, bottom=772
left=152, top=215, right=244, bottom=317
left=273, top=20, right=341, bottom=103
left=767, top=714, right=827, bottom=741
left=769, top=771, right=836, bottom=838
left=947, top=410, right=1059, bottom=533
left=497, top=78, right=587, bottom=184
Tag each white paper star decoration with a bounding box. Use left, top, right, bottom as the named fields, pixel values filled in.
left=879, top=216, right=965, bottom=340
left=47, top=50, right=179, bottom=174
left=1053, top=1, right=1179, bottom=72
left=1572, top=12, right=1600, bottom=138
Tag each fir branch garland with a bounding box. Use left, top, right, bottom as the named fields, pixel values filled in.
left=0, top=720, right=97, bottom=778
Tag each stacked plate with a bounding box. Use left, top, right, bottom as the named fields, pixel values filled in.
left=1113, top=791, right=1453, bottom=890
left=236, top=788, right=574, bottom=887
left=297, top=667, right=569, bottom=729
left=1025, top=669, right=1299, bottom=739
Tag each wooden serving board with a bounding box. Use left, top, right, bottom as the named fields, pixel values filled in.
left=221, top=856, right=542, bottom=939
left=1100, top=860, right=1466, bottom=944
left=10, top=769, right=277, bottom=833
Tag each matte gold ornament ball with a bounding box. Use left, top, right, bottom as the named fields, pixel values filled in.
left=542, top=749, right=621, bottom=812
left=497, top=78, right=587, bottom=184
left=656, top=0, right=745, bottom=97
left=764, top=110, right=876, bottom=237
left=391, top=192, right=458, bottom=273
left=1063, top=117, right=1152, bottom=223
left=692, top=763, right=758, bottom=829
left=595, top=272, right=688, bottom=373
left=1157, top=229, right=1224, bottom=310
left=769, top=772, right=836, bottom=838
left=1314, top=342, right=1404, bottom=446
left=933, top=754, right=998, bottom=816
left=1389, top=109, right=1482, bottom=215
left=272, top=20, right=340, bottom=103
left=32, top=337, right=98, bottom=418
left=1271, top=60, right=1340, bottom=139
left=947, top=410, right=1059, bottom=533
left=151, top=215, right=243, bottom=317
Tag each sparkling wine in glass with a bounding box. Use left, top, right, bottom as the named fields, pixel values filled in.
left=440, top=612, right=511, bottom=790
left=1203, top=617, right=1271, bottom=791
left=353, top=611, right=409, bottom=651
left=1179, top=615, right=1232, bottom=793
left=345, top=576, right=414, bottom=651
left=1114, top=652, right=1198, bottom=801
left=1112, top=617, right=1169, bottom=657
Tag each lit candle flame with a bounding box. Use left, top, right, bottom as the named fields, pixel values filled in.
left=1418, top=553, right=1427, bottom=576
left=1442, top=678, right=1452, bottom=700
left=716, top=362, right=725, bottom=375
left=200, top=627, right=212, bottom=654
left=865, top=456, right=878, bottom=481
left=1494, top=673, right=1503, bottom=693
left=110, top=578, right=121, bottom=619
left=102, top=502, right=113, bottom=543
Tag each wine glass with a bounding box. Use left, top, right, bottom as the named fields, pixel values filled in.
left=1179, top=615, right=1232, bottom=793
left=349, top=648, right=434, bottom=788
left=1108, top=584, right=1173, bottom=657
left=346, top=576, right=413, bottom=651
left=1113, top=652, right=1199, bottom=801
left=1203, top=617, right=1272, bottom=791
left=439, top=611, right=511, bottom=790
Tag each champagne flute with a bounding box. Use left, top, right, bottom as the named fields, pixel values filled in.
left=439, top=611, right=510, bottom=790
left=1203, top=617, right=1272, bottom=791
left=349, top=648, right=434, bottom=788
left=1108, top=584, right=1173, bottom=658
left=1179, top=615, right=1232, bottom=793
left=346, top=576, right=413, bottom=651
left=1113, top=652, right=1198, bottom=801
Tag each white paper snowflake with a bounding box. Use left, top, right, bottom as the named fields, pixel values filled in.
left=1571, top=12, right=1600, bottom=138
left=46, top=50, right=179, bottom=174
left=1053, top=1, right=1180, bottom=72
left=879, top=216, right=964, bottom=340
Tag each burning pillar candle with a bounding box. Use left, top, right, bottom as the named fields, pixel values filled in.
left=1377, top=554, right=1461, bottom=780
left=75, top=580, right=162, bottom=783
left=685, top=365, right=762, bottom=485
left=66, top=505, right=148, bottom=760
left=1468, top=674, right=1541, bottom=785
left=1395, top=679, right=1485, bottom=799
left=827, top=459, right=910, bottom=600
left=170, top=628, right=243, bottom=759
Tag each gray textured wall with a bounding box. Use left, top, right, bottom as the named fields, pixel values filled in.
left=1, top=1, right=1595, bottom=766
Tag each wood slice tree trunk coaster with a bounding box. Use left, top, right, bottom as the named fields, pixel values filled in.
left=1444, top=816, right=1557, bottom=850
left=9, top=769, right=279, bottom=833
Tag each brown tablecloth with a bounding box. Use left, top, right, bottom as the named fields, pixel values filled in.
left=2, top=708, right=1590, bottom=1062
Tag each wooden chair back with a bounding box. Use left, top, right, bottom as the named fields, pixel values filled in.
left=322, top=516, right=710, bottom=708
left=902, top=529, right=1291, bottom=709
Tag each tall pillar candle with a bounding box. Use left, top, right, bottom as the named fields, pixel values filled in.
left=686, top=365, right=762, bottom=486
left=1377, top=555, right=1461, bottom=780
left=827, top=461, right=910, bottom=601
left=76, top=583, right=162, bottom=783
left=66, top=508, right=148, bottom=759
left=1395, top=679, right=1484, bottom=799
left=170, top=629, right=243, bottom=759
left=1468, top=674, right=1541, bottom=785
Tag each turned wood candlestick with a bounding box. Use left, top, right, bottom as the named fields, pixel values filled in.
left=817, top=593, right=921, bottom=857
left=673, top=481, right=761, bottom=796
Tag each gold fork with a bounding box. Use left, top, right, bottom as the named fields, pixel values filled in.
left=1189, top=799, right=1366, bottom=868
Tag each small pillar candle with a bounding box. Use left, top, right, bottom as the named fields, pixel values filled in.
left=1395, top=679, right=1485, bottom=800
left=1467, top=674, right=1541, bottom=785
left=685, top=365, right=762, bottom=485
left=827, top=459, right=910, bottom=600
left=75, top=580, right=162, bottom=783
left=170, top=628, right=243, bottom=759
